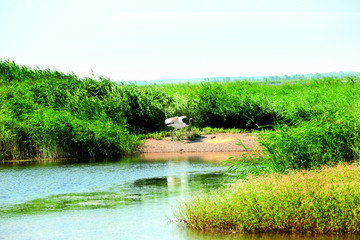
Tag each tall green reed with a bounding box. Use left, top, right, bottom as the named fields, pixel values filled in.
left=190, top=81, right=279, bottom=129
left=0, top=60, right=172, bottom=159
left=176, top=163, right=360, bottom=233
left=259, top=111, right=360, bottom=172
left=2, top=59, right=360, bottom=163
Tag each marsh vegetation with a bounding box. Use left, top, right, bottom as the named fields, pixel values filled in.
left=1, top=59, right=360, bottom=234
left=176, top=163, right=360, bottom=233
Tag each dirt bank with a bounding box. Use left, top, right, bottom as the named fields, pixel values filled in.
left=138, top=133, right=260, bottom=153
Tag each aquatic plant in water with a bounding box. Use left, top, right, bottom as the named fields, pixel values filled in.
left=176, top=163, right=360, bottom=233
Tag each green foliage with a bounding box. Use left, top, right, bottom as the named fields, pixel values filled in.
left=191, top=81, right=279, bottom=129
left=176, top=163, right=360, bottom=233
left=105, top=84, right=173, bottom=132
left=259, top=112, right=360, bottom=172
left=168, top=77, right=360, bottom=174
left=0, top=59, right=171, bottom=159
left=2, top=59, right=360, bottom=165
left=161, top=77, right=360, bottom=129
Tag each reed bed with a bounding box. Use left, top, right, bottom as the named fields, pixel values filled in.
left=259, top=112, right=360, bottom=172
left=176, top=163, right=360, bottom=233
left=0, top=60, right=172, bottom=159
left=3, top=59, right=360, bottom=234
left=1, top=58, right=360, bottom=168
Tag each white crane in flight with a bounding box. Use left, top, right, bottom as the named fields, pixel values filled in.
left=165, top=116, right=193, bottom=139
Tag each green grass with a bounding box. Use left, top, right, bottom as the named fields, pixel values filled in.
left=0, top=60, right=173, bottom=159
left=2, top=58, right=360, bottom=173
left=3, top=59, right=360, bottom=234
left=226, top=110, right=360, bottom=177
left=175, top=163, right=360, bottom=233
left=258, top=112, right=360, bottom=172
left=158, top=77, right=360, bottom=132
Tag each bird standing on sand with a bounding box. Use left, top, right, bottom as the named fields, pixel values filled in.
left=165, top=116, right=193, bottom=139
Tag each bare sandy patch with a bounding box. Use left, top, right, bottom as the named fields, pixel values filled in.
left=138, top=133, right=259, bottom=153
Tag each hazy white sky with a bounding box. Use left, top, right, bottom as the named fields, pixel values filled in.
left=1, top=0, right=359, bottom=81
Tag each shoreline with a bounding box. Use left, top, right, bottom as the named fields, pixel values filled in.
left=137, top=151, right=251, bottom=162
left=0, top=133, right=260, bottom=163
left=138, top=133, right=260, bottom=153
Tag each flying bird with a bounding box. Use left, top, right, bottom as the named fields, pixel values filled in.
left=165, top=116, right=193, bottom=139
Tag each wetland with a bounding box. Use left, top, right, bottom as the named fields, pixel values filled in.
left=0, top=153, right=229, bottom=239
left=2, top=60, right=360, bottom=237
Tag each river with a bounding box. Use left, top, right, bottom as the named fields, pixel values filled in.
left=0, top=153, right=358, bottom=240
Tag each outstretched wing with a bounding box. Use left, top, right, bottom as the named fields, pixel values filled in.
left=165, top=116, right=187, bottom=125
left=165, top=117, right=177, bottom=125
left=178, top=116, right=187, bottom=123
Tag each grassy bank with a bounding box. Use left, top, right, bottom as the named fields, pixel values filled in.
left=0, top=60, right=174, bottom=159
left=160, top=75, right=360, bottom=172
left=1, top=59, right=360, bottom=166
left=170, top=77, right=360, bottom=233
left=2, top=59, right=360, bottom=234
left=159, top=77, right=360, bottom=130
left=176, top=163, right=360, bottom=233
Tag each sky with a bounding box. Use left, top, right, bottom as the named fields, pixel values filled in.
left=0, top=0, right=359, bottom=81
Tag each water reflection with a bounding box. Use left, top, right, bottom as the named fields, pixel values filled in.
left=139, top=152, right=241, bottom=162
left=0, top=154, right=357, bottom=240
left=0, top=154, right=225, bottom=206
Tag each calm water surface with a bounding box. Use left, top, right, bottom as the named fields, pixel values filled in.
left=0, top=153, right=357, bottom=240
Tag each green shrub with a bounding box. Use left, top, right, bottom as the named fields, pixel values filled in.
left=0, top=60, right=169, bottom=159
left=105, top=84, right=173, bottom=132
left=259, top=112, right=360, bottom=172
left=176, top=163, right=360, bottom=233
left=2, top=59, right=360, bottom=162
left=0, top=108, right=140, bottom=159
left=193, top=82, right=278, bottom=129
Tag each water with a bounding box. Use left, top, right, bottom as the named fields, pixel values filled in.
left=0, top=153, right=230, bottom=240
left=0, top=154, right=357, bottom=240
